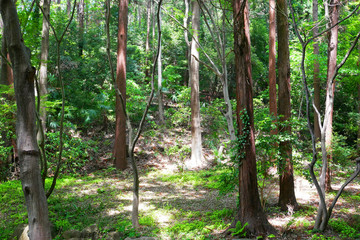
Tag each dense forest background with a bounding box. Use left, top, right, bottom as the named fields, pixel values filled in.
left=0, top=0, right=359, bottom=239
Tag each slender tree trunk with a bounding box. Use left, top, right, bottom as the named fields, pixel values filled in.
left=37, top=0, right=50, bottom=147
left=78, top=0, right=84, bottom=56
left=268, top=0, right=277, bottom=121
left=313, top=0, right=321, bottom=141
left=0, top=0, right=51, bottom=238
left=157, top=7, right=164, bottom=123
left=114, top=0, right=128, bottom=170
left=268, top=0, right=277, bottom=168
left=188, top=0, right=203, bottom=169
left=221, top=9, right=236, bottom=141
left=231, top=0, right=276, bottom=236
left=184, top=0, right=191, bottom=87
left=277, top=0, right=299, bottom=211
left=324, top=0, right=339, bottom=192
left=145, top=0, right=151, bottom=79
left=67, top=0, right=71, bottom=16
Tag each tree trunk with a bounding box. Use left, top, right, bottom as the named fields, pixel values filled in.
left=67, top=0, right=71, bottom=16
left=37, top=0, right=50, bottom=150
left=313, top=0, right=321, bottom=141
left=0, top=0, right=51, bottom=238
left=268, top=0, right=277, bottom=168
left=78, top=0, right=84, bottom=56
left=183, top=0, right=191, bottom=87
left=277, top=0, right=299, bottom=211
left=324, top=0, right=339, bottom=192
left=114, top=0, right=128, bottom=170
left=221, top=9, right=236, bottom=141
left=231, top=0, right=276, bottom=236
left=188, top=0, right=203, bottom=169
left=157, top=7, right=164, bottom=123
left=145, top=0, right=151, bottom=79
left=268, top=0, right=277, bottom=121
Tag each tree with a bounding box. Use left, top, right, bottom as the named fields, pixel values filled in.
left=37, top=0, right=51, bottom=183
left=277, top=0, right=298, bottom=211
left=313, top=0, right=321, bottom=140
left=157, top=5, right=164, bottom=123
left=145, top=0, right=151, bottom=79
left=323, top=0, right=340, bottom=192
left=114, top=0, right=128, bottom=170
left=268, top=0, right=276, bottom=122
left=188, top=0, right=204, bottom=169
left=231, top=0, right=276, bottom=236
left=0, top=0, right=51, bottom=238
left=197, top=1, right=236, bottom=141
left=289, top=0, right=360, bottom=231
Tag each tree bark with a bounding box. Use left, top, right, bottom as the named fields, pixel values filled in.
left=114, top=0, right=128, bottom=170
left=188, top=0, right=204, bottom=169
left=231, top=0, right=276, bottom=236
left=277, top=0, right=299, bottom=211
left=313, top=0, right=321, bottom=141
left=324, top=0, right=339, bottom=192
left=157, top=7, right=164, bottom=123
left=67, top=0, right=71, bottom=16
left=183, top=0, right=191, bottom=86
left=268, top=0, right=277, bottom=121
left=0, top=0, right=51, bottom=238
left=37, top=0, right=50, bottom=151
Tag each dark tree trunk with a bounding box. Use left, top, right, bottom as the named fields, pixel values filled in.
left=277, top=0, right=299, bottom=211
left=231, top=0, right=276, bottom=236
left=114, top=0, right=128, bottom=170
left=313, top=0, right=321, bottom=141
left=0, top=0, right=51, bottom=238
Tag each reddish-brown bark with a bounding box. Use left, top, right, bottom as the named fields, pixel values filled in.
left=277, top=0, right=299, bottom=211
left=231, top=0, right=276, bottom=236
left=114, top=0, right=128, bottom=170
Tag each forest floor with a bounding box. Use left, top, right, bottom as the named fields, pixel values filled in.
left=1, top=126, right=360, bottom=239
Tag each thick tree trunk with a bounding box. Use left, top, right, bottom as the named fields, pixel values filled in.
left=37, top=0, right=50, bottom=149
left=313, top=0, right=321, bottom=141
left=114, top=0, right=128, bottom=170
left=157, top=7, right=164, bottom=123
left=277, top=0, right=299, bottom=211
left=0, top=0, right=51, bottom=238
left=231, top=0, right=276, bottom=236
left=188, top=0, right=204, bottom=169
left=324, top=0, right=339, bottom=192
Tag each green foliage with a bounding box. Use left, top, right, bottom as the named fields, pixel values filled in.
left=45, top=128, right=98, bottom=175
left=0, top=85, right=16, bottom=181
left=329, top=219, right=360, bottom=239
left=228, top=221, right=248, bottom=237
left=164, top=142, right=191, bottom=171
